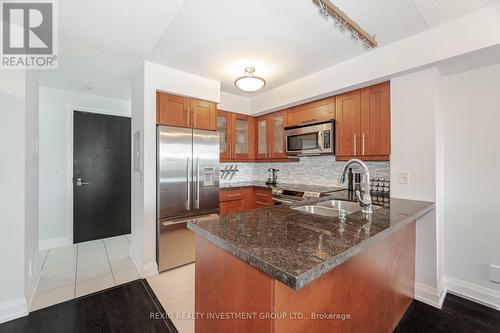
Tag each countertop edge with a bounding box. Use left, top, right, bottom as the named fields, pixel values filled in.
left=294, top=202, right=436, bottom=289
left=189, top=201, right=435, bottom=290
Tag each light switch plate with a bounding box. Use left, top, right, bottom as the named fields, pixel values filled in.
left=399, top=172, right=410, bottom=185
left=489, top=264, right=500, bottom=284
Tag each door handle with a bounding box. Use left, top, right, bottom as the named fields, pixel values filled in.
left=195, top=157, right=200, bottom=209
left=362, top=133, right=365, bottom=156
left=186, top=157, right=191, bottom=210
left=354, top=134, right=357, bottom=155
left=75, top=178, right=89, bottom=186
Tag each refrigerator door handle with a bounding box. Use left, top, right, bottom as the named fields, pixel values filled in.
left=186, top=156, right=191, bottom=210
left=195, top=157, right=200, bottom=209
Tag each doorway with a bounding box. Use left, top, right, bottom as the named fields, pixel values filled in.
left=73, top=111, right=131, bottom=243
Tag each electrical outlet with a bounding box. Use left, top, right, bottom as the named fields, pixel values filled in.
left=399, top=172, right=410, bottom=185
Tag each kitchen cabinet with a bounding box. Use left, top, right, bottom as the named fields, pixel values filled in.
left=219, top=189, right=247, bottom=215
left=156, top=92, right=190, bottom=128
left=360, top=82, right=391, bottom=158
left=335, top=90, right=361, bottom=158
left=219, top=188, right=272, bottom=214
left=286, top=97, right=335, bottom=127
left=252, top=188, right=273, bottom=208
left=335, top=82, right=390, bottom=161
left=217, top=111, right=231, bottom=160
left=256, top=111, right=287, bottom=160
left=191, top=98, right=216, bottom=130
left=156, top=91, right=216, bottom=131
left=218, top=111, right=255, bottom=162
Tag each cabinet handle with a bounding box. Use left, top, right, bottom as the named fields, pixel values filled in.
left=256, top=201, right=269, bottom=205
left=362, top=133, right=365, bottom=156
left=256, top=193, right=269, bottom=197
left=354, top=134, right=357, bottom=156
left=268, top=143, right=271, bottom=158
left=226, top=194, right=241, bottom=197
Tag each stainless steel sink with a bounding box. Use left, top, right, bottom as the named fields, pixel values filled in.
left=292, top=200, right=365, bottom=218
left=315, top=200, right=362, bottom=214
left=292, top=205, right=343, bottom=218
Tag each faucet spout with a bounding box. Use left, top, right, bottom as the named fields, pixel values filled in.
left=338, top=159, right=373, bottom=214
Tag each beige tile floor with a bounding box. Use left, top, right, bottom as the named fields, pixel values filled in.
left=31, top=234, right=140, bottom=311
left=147, top=263, right=195, bottom=333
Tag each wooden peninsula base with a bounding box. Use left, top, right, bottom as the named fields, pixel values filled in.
left=194, top=221, right=416, bottom=333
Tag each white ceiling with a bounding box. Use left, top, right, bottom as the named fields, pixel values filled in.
left=39, top=0, right=184, bottom=99
left=39, top=0, right=500, bottom=99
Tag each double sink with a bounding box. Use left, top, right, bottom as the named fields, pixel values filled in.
left=292, top=200, right=367, bottom=218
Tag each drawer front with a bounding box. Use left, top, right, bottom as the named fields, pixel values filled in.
left=220, top=189, right=246, bottom=202
left=254, top=189, right=272, bottom=207
left=220, top=199, right=245, bottom=215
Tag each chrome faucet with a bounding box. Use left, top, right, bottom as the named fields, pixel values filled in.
left=339, top=159, right=373, bottom=214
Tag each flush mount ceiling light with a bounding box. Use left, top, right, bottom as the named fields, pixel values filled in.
left=234, top=67, right=266, bottom=92
left=313, top=0, right=378, bottom=48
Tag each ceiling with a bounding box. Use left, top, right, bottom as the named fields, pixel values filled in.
left=39, top=0, right=499, bottom=99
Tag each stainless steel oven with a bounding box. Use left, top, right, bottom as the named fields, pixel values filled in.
left=285, top=121, right=334, bottom=156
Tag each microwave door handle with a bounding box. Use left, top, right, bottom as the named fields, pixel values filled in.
left=318, top=131, right=324, bottom=151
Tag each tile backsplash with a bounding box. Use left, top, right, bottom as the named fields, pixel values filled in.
left=220, top=156, right=390, bottom=187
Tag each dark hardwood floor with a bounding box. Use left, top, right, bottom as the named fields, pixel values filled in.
left=0, top=280, right=177, bottom=333
left=395, top=294, right=500, bottom=333
left=2, top=282, right=499, bottom=333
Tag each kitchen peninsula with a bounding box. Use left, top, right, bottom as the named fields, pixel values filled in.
left=188, top=193, right=434, bottom=333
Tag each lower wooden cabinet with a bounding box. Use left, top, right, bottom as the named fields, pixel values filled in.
left=219, top=188, right=272, bottom=215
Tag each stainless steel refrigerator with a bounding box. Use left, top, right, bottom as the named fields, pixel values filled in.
left=156, top=125, right=219, bottom=272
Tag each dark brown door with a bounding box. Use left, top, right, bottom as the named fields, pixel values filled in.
left=335, top=90, right=361, bottom=158
left=73, top=111, right=131, bottom=243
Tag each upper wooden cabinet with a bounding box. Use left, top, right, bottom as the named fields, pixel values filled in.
left=286, top=97, right=335, bottom=127
left=256, top=111, right=287, bottom=160
left=156, top=91, right=216, bottom=131
left=217, top=111, right=255, bottom=162
left=335, top=90, right=361, bottom=158
left=360, top=82, right=391, bottom=157
left=191, top=99, right=216, bottom=130
left=335, top=82, right=390, bottom=161
left=156, top=92, right=190, bottom=128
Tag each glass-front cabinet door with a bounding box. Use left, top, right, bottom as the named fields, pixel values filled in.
left=232, top=113, right=253, bottom=160
left=271, top=112, right=286, bottom=158
left=256, top=117, right=269, bottom=159
left=217, top=111, right=230, bottom=160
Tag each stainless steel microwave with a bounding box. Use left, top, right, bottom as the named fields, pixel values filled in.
left=285, top=121, right=334, bottom=156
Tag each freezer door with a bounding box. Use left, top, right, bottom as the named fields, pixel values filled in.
left=193, top=129, right=220, bottom=213
left=157, top=126, right=193, bottom=219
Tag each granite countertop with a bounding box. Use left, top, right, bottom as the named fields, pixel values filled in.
left=188, top=193, right=434, bottom=290
left=220, top=181, right=345, bottom=194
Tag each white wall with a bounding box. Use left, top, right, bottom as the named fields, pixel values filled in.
left=249, top=3, right=500, bottom=114
left=442, top=63, right=500, bottom=309
left=38, top=87, right=131, bottom=249
left=219, top=91, right=250, bottom=114
left=24, top=71, right=41, bottom=310
left=390, top=68, right=445, bottom=307
left=0, top=70, right=40, bottom=322
left=0, top=70, right=28, bottom=322
left=130, top=62, right=220, bottom=276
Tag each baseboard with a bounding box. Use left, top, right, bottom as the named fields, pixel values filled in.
left=0, top=297, right=28, bottom=324
left=415, top=276, right=447, bottom=309
left=446, top=276, right=500, bottom=311
left=129, top=253, right=158, bottom=278
left=39, top=237, right=72, bottom=251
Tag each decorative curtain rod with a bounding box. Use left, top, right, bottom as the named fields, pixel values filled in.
left=313, top=0, right=378, bottom=48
